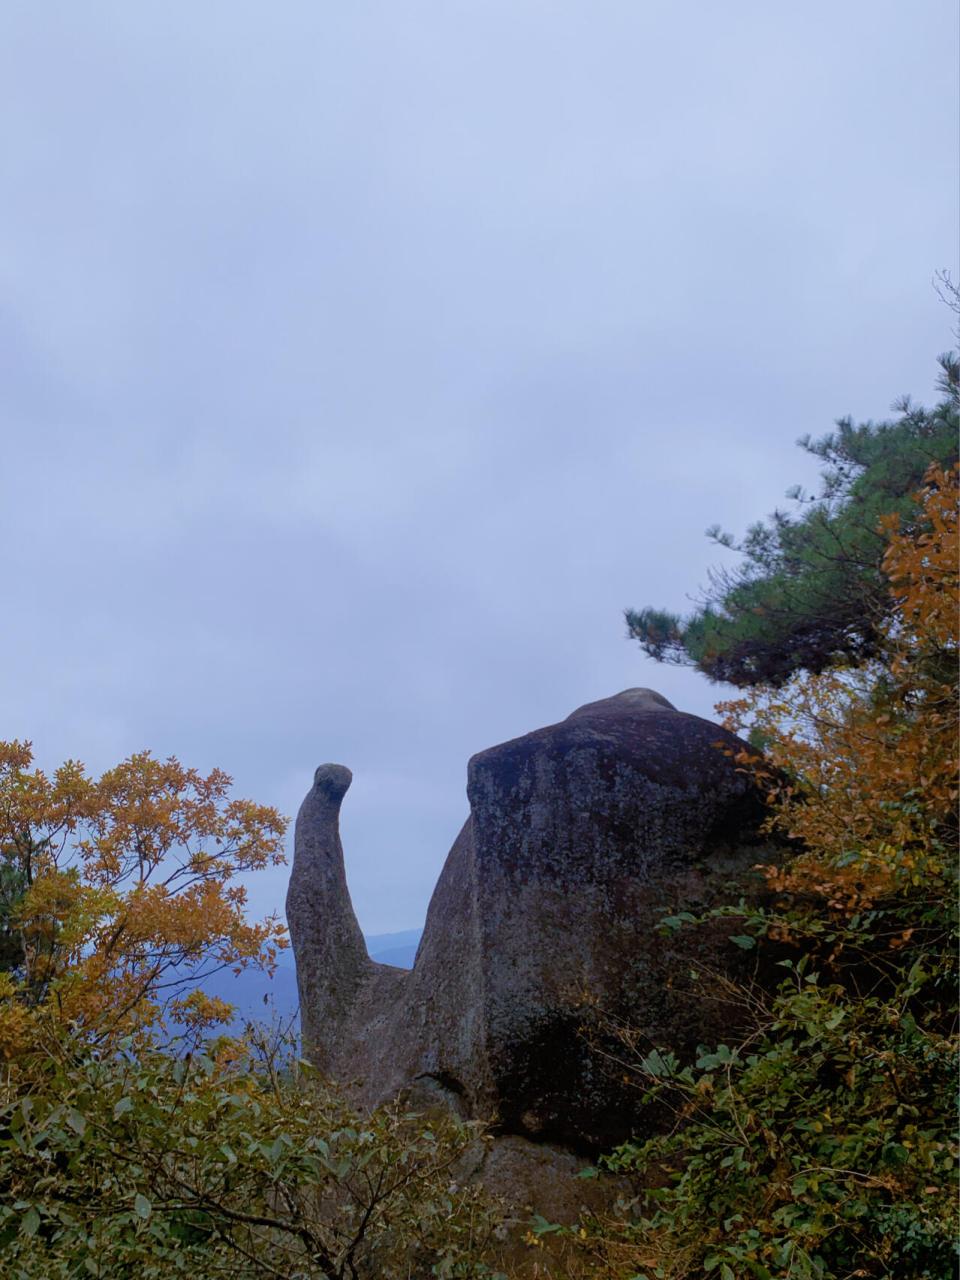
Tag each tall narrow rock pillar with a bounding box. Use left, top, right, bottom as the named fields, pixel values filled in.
left=285, top=763, right=370, bottom=1070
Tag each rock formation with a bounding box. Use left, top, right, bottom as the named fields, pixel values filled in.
left=286, top=689, right=774, bottom=1153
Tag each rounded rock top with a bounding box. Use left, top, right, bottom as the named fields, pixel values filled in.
left=312, top=763, right=353, bottom=800
left=564, top=687, right=677, bottom=720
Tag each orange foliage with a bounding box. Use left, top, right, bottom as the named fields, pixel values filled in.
left=0, top=746, right=288, bottom=1056
left=719, top=463, right=958, bottom=910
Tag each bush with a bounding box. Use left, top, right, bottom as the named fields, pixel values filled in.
left=0, top=1027, right=504, bottom=1279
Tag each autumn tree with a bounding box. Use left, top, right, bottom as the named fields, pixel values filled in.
left=0, top=747, right=288, bottom=1056
left=0, top=751, right=509, bottom=1278
left=718, top=461, right=958, bottom=902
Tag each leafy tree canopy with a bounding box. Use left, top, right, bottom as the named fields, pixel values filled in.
left=0, top=746, right=288, bottom=1056
left=554, top=464, right=959, bottom=1280
left=0, top=748, right=509, bottom=1278
left=626, top=353, right=958, bottom=686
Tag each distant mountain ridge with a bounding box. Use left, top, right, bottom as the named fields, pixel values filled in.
left=364, top=928, right=422, bottom=969
left=187, top=928, right=423, bottom=1032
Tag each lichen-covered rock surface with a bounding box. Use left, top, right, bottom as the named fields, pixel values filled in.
left=286, top=689, right=775, bottom=1154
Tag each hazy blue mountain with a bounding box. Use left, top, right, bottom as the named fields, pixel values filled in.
left=370, top=943, right=419, bottom=967
left=193, top=958, right=300, bottom=1031
left=364, top=928, right=422, bottom=968
left=178, top=928, right=424, bottom=1034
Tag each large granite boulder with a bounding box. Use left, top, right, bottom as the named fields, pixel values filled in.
left=286, top=689, right=774, bottom=1153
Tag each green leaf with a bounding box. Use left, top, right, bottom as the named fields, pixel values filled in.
left=66, top=1108, right=87, bottom=1136
left=112, top=1096, right=133, bottom=1120
left=21, top=1206, right=40, bottom=1237
left=697, top=1044, right=735, bottom=1070
left=640, top=1048, right=678, bottom=1078
left=134, top=1193, right=152, bottom=1220
left=660, top=911, right=697, bottom=931
left=730, top=935, right=755, bottom=949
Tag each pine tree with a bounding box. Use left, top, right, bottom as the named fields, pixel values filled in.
left=627, top=354, right=958, bottom=686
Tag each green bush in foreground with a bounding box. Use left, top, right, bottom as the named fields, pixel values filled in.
left=564, top=888, right=958, bottom=1280
left=0, top=1032, right=504, bottom=1280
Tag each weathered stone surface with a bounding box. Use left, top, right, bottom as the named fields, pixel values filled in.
left=286, top=689, right=775, bottom=1153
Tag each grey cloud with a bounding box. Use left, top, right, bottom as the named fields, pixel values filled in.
left=1, top=0, right=955, bottom=931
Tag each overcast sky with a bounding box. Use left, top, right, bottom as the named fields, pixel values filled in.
left=1, top=2, right=956, bottom=934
